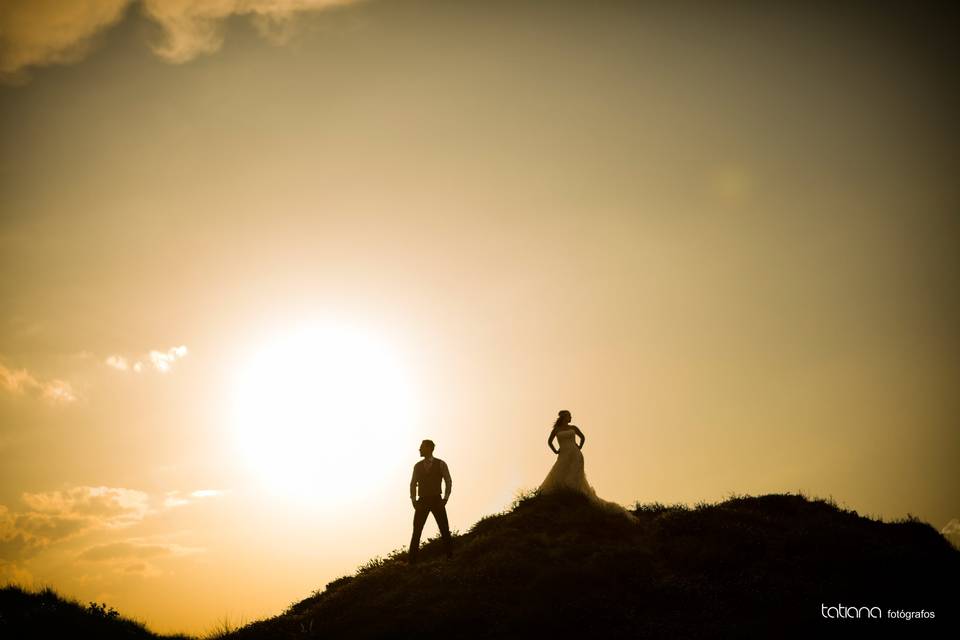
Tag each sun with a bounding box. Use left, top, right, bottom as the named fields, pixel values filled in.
left=230, top=324, right=418, bottom=504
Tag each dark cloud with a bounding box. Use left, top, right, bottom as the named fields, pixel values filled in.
left=0, top=486, right=150, bottom=563
left=11, top=512, right=88, bottom=544
left=0, top=0, right=131, bottom=82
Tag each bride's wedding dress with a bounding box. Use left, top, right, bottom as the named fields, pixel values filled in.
left=539, top=429, right=598, bottom=497
left=539, top=429, right=637, bottom=521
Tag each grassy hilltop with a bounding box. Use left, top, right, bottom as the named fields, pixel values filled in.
left=3, top=491, right=957, bottom=639
left=226, top=491, right=957, bottom=639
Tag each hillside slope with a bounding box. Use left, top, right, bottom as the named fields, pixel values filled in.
left=224, top=492, right=959, bottom=639
left=0, top=585, right=191, bottom=640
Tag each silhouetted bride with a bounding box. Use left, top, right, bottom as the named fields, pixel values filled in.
left=539, top=410, right=637, bottom=521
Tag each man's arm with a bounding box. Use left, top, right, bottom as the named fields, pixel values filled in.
left=410, top=465, right=418, bottom=507
left=442, top=461, right=452, bottom=503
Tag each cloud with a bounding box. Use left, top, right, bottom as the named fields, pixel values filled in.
left=0, top=0, right=132, bottom=82
left=105, top=345, right=188, bottom=374
left=79, top=539, right=202, bottom=560
left=21, top=486, right=150, bottom=527
left=141, top=0, right=359, bottom=63
left=105, top=355, right=129, bottom=371
left=162, top=494, right=192, bottom=509
left=0, top=505, right=45, bottom=561
left=120, top=560, right=166, bottom=577
left=0, top=362, right=77, bottom=404
left=148, top=345, right=188, bottom=373
left=77, top=541, right=174, bottom=562
left=9, top=512, right=90, bottom=546
left=1, top=485, right=154, bottom=575
left=163, top=488, right=226, bottom=509
left=76, top=539, right=202, bottom=579
left=0, top=530, right=34, bottom=585
left=123, top=561, right=150, bottom=574
left=5, top=487, right=147, bottom=556
left=0, top=559, right=34, bottom=585
left=2, top=486, right=209, bottom=579
left=1, top=0, right=364, bottom=80
left=190, top=489, right=225, bottom=498
left=0, top=486, right=151, bottom=560
left=942, top=519, right=960, bottom=549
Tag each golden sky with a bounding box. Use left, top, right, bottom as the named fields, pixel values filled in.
left=1, top=0, right=958, bottom=634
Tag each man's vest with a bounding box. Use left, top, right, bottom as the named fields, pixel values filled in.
left=414, top=459, right=446, bottom=498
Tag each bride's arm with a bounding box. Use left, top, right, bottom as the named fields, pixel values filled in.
left=547, top=429, right=559, bottom=454
left=573, top=426, right=585, bottom=449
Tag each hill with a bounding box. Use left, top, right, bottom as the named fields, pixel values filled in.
left=3, top=492, right=956, bottom=639
left=0, top=584, right=191, bottom=640
left=222, top=491, right=958, bottom=639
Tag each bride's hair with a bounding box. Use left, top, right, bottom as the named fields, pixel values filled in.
left=552, top=410, right=571, bottom=430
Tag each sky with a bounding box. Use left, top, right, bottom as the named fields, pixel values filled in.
left=1, top=0, right=959, bottom=634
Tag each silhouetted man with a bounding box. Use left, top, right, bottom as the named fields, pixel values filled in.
left=409, top=439, right=453, bottom=563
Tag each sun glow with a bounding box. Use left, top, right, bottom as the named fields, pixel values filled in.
left=231, top=325, right=418, bottom=504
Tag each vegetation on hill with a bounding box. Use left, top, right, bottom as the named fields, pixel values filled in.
left=224, top=491, right=959, bottom=638
left=3, top=491, right=956, bottom=639
left=0, top=584, right=191, bottom=640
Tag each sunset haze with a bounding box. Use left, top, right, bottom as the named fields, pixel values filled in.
left=1, top=0, right=958, bottom=634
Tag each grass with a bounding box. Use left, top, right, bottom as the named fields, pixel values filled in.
left=202, top=613, right=248, bottom=639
